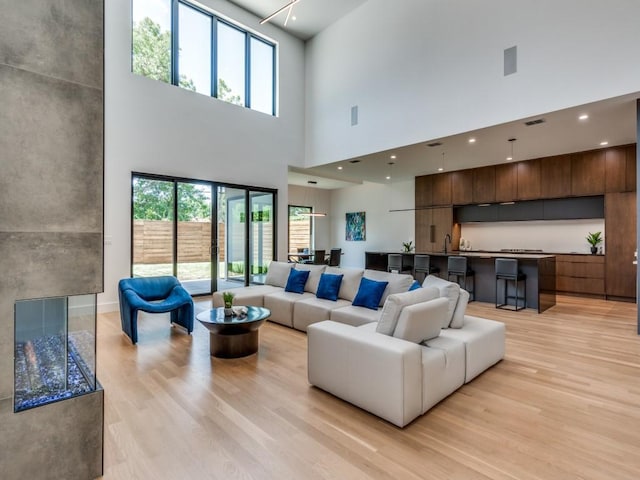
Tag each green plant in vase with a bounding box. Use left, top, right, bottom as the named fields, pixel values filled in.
left=402, top=241, right=414, bottom=253
left=586, top=231, right=603, bottom=254
left=222, top=291, right=235, bottom=316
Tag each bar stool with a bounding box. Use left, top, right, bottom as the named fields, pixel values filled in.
left=388, top=254, right=412, bottom=274
left=447, top=256, right=474, bottom=300
left=413, top=254, right=440, bottom=282
left=495, top=258, right=526, bottom=311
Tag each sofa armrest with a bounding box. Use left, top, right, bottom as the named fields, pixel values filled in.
left=307, top=320, right=423, bottom=427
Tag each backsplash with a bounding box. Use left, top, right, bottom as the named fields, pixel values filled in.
left=460, top=219, right=606, bottom=254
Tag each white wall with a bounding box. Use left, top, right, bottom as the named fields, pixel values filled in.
left=305, top=0, right=640, bottom=166
left=461, top=219, right=606, bottom=254
left=101, top=0, right=305, bottom=311
left=329, top=180, right=415, bottom=268
left=287, top=185, right=332, bottom=252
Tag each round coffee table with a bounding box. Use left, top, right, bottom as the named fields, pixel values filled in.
left=196, top=306, right=270, bottom=358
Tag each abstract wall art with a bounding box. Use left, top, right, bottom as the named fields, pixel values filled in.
left=346, top=211, right=366, bottom=241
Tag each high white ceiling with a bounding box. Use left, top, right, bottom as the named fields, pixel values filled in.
left=289, top=92, right=640, bottom=189
left=227, top=0, right=368, bottom=40
left=228, top=1, right=639, bottom=191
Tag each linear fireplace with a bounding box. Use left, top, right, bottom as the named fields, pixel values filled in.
left=14, top=294, right=97, bottom=412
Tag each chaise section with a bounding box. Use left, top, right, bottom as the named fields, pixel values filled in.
left=308, top=320, right=423, bottom=428
left=421, top=336, right=465, bottom=412
left=440, top=315, right=505, bottom=382
left=212, top=285, right=281, bottom=308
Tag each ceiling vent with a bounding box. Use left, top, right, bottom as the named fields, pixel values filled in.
left=307, top=180, right=318, bottom=185
left=427, top=142, right=442, bottom=147
left=349, top=159, right=361, bottom=164
left=524, top=118, right=546, bottom=126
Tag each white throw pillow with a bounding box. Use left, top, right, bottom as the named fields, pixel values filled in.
left=422, top=275, right=460, bottom=328
left=392, top=297, right=448, bottom=343
left=449, top=289, right=469, bottom=328
left=264, top=261, right=294, bottom=288
left=376, top=286, right=439, bottom=336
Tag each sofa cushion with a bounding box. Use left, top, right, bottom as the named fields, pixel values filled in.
left=285, top=268, right=309, bottom=294
left=293, top=297, right=352, bottom=332
left=264, top=290, right=314, bottom=327
left=393, top=297, right=448, bottom=343
left=316, top=273, right=343, bottom=301
left=364, top=269, right=414, bottom=306
left=329, top=305, right=381, bottom=327
left=353, top=277, right=389, bottom=310
left=422, top=275, right=460, bottom=328
left=264, top=261, right=294, bottom=288
left=325, top=267, right=363, bottom=302
left=376, top=286, right=440, bottom=336
left=212, top=285, right=280, bottom=308
left=294, top=263, right=327, bottom=294
left=420, top=336, right=466, bottom=413
left=449, top=289, right=469, bottom=328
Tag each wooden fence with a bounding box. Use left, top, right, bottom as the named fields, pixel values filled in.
left=133, top=220, right=274, bottom=265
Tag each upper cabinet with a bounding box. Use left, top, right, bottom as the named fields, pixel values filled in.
left=571, top=150, right=605, bottom=196
left=540, top=154, right=571, bottom=198
left=415, top=175, right=432, bottom=208
left=516, top=159, right=541, bottom=200
left=431, top=172, right=452, bottom=206
left=416, top=144, right=636, bottom=207
left=495, top=163, right=517, bottom=202
left=451, top=170, right=473, bottom=205
left=472, top=166, right=495, bottom=203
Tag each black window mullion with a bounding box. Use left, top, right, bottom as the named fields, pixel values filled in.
left=245, top=33, right=251, bottom=109
left=171, top=0, right=179, bottom=86
left=271, top=43, right=276, bottom=116
left=212, top=19, right=218, bottom=98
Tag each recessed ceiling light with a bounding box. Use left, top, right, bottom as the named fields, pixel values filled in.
left=437, top=167, right=444, bottom=172
left=600, top=141, right=609, bottom=146
left=468, top=138, right=476, bottom=144
left=292, top=16, right=296, bottom=21
left=390, top=155, right=396, bottom=159
left=385, top=176, right=391, bottom=180
left=579, top=114, right=589, bottom=120
left=506, top=156, right=513, bottom=161
left=337, top=166, right=343, bottom=170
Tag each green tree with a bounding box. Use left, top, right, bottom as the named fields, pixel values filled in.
left=132, top=17, right=195, bottom=91
left=218, top=78, right=242, bottom=105
left=133, top=179, right=211, bottom=221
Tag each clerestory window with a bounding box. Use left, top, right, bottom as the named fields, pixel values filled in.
left=132, top=0, right=277, bottom=115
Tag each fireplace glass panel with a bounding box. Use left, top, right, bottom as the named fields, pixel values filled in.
left=14, top=294, right=97, bottom=412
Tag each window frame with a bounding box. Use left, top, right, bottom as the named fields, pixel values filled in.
left=134, top=0, right=277, bottom=115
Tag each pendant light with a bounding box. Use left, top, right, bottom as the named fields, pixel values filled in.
left=507, top=138, right=516, bottom=161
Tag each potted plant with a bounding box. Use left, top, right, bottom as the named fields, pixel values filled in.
left=222, top=291, right=235, bottom=316
left=586, top=231, right=603, bottom=254
left=402, top=241, right=414, bottom=253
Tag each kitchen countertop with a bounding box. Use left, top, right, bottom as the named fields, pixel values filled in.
left=416, top=251, right=555, bottom=260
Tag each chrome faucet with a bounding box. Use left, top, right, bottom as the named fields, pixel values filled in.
left=444, top=234, right=451, bottom=254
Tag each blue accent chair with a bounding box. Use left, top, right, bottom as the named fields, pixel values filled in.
left=118, top=276, right=194, bottom=345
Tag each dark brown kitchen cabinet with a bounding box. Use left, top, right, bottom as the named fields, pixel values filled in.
left=540, top=154, right=571, bottom=199
left=472, top=166, right=495, bottom=203
left=571, top=150, right=605, bottom=196
left=431, top=172, right=452, bottom=206
left=626, top=144, right=637, bottom=192
left=556, top=254, right=605, bottom=296
left=516, top=158, right=541, bottom=200
left=415, top=207, right=453, bottom=252
left=605, top=147, right=626, bottom=193
left=605, top=192, right=637, bottom=300
left=494, top=163, right=517, bottom=202
left=451, top=169, right=473, bottom=205
left=415, top=175, right=432, bottom=208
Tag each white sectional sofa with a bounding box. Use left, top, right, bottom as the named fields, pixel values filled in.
left=213, top=261, right=505, bottom=427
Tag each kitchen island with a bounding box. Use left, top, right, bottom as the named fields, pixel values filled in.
left=365, top=251, right=556, bottom=313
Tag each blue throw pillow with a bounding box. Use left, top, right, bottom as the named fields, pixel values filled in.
left=352, top=277, right=389, bottom=310
left=285, top=268, right=309, bottom=293
left=408, top=280, right=422, bottom=291
left=316, top=273, right=344, bottom=301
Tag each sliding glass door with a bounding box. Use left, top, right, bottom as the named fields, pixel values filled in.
left=132, top=173, right=275, bottom=296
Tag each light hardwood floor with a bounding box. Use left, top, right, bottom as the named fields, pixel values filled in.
left=99, top=296, right=640, bottom=479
